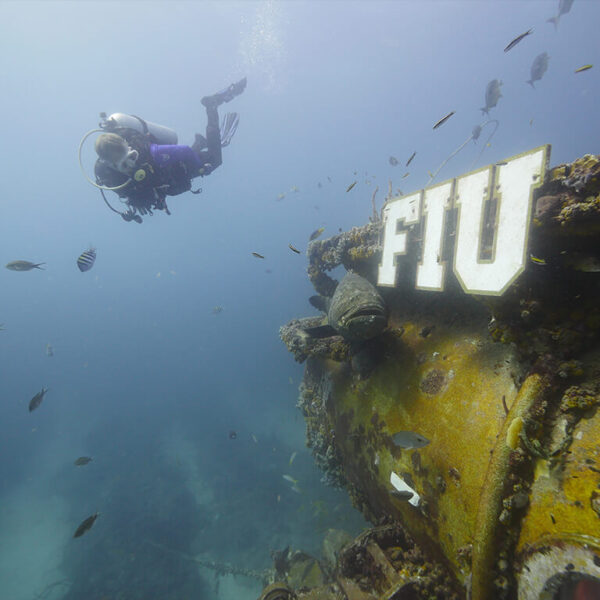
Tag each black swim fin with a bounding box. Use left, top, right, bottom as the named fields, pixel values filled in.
left=201, top=77, right=247, bottom=108
left=220, top=112, right=239, bottom=147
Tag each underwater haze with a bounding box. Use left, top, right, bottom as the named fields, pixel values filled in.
left=0, top=1, right=598, bottom=599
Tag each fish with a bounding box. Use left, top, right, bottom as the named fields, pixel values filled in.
left=290, top=186, right=299, bottom=193
left=28, top=388, right=48, bottom=412
left=472, top=124, right=482, bottom=142
left=251, top=434, right=258, bottom=443
left=212, top=306, right=223, bottom=314
left=289, top=451, right=298, bottom=466
left=74, top=456, right=93, bottom=466
left=496, top=161, right=508, bottom=166
left=77, top=248, right=96, bottom=272
left=530, top=255, right=547, bottom=265
left=282, top=474, right=301, bottom=493
left=276, top=193, right=285, bottom=201
left=252, top=252, right=265, bottom=259
left=389, top=156, right=399, bottom=166
left=405, top=152, right=416, bottom=167
left=46, top=343, right=54, bottom=357
left=402, top=172, right=410, bottom=179
left=229, top=430, right=237, bottom=439
left=73, top=513, right=99, bottom=538
left=289, top=244, right=301, bottom=254
left=527, top=52, right=549, bottom=88
left=504, top=29, right=533, bottom=52
left=5, top=261, right=45, bottom=271
left=346, top=181, right=357, bottom=192
left=575, top=64, right=593, bottom=73
left=391, top=431, right=430, bottom=449
left=547, top=0, right=575, bottom=28
left=433, top=111, right=455, bottom=129
left=305, top=272, right=387, bottom=341
left=309, top=227, right=325, bottom=241
left=317, top=182, right=322, bottom=188
left=481, top=79, right=503, bottom=115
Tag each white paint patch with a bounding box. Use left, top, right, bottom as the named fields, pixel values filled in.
left=390, top=471, right=421, bottom=507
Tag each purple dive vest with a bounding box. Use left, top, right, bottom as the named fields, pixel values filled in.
left=149, top=144, right=203, bottom=172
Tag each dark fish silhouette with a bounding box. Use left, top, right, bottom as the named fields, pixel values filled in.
left=527, top=52, right=549, bottom=88
left=405, top=152, right=416, bottom=167
left=74, top=457, right=93, bottom=466
left=77, top=248, right=96, bottom=272
left=472, top=124, right=482, bottom=142
left=252, top=252, right=265, bottom=259
left=504, top=29, right=533, bottom=52
left=73, top=513, right=99, bottom=538
left=288, top=244, right=301, bottom=254
left=28, top=388, right=48, bottom=412
left=6, top=261, right=45, bottom=271
left=481, top=79, right=502, bottom=115
left=346, top=181, right=357, bottom=192
left=433, top=111, right=455, bottom=129
left=305, top=272, right=387, bottom=341
left=389, top=156, right=399, bottom=166
left=547, top=0, right=574, bottom=29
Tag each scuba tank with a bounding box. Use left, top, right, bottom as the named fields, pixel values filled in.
left=99, top=112, right=178, bottom=145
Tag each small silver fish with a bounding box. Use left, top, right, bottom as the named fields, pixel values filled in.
left=391, top=431, right=430, bottom=449
left=433, top=111, right=455, bottom=129
left=504, top=29, right=533, bottom=53
left=346, top=181, right=357, bottom=192
left=6, top=260, right=45, bottom=271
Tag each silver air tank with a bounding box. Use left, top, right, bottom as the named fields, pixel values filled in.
left=100, top=113, right=178, bottom=145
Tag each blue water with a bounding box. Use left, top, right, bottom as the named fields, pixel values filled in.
left=0, top=1, right=597, bottom=598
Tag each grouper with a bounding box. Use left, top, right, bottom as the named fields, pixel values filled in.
left=305, top=272, right=388, bottom=341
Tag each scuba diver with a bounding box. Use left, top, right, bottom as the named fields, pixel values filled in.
left=89, top=78, right=246, bottom=223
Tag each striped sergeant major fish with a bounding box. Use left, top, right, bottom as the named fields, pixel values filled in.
left=77, top=248, right=96, bottom=272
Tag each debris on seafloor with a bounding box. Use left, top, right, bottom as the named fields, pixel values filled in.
left=276, top=152, right=600, bottom=600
